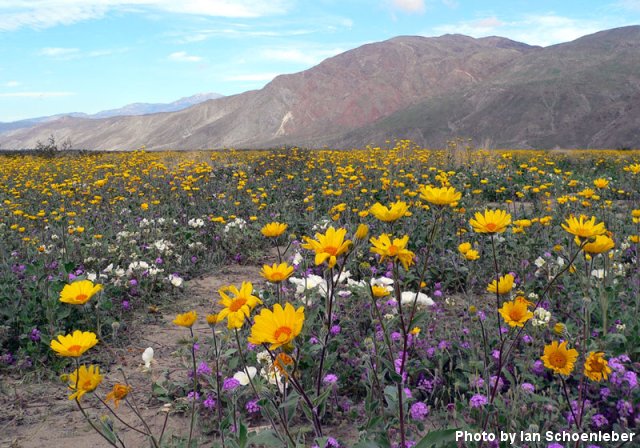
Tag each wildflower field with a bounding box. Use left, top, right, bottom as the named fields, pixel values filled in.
left=1, top=141, right=639, bottom=448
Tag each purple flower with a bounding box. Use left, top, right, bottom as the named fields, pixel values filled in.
left=532, top=360, right=545, bottom=375
left=1, top=353, right=15, bottom=365
left=246, top=399, right=260, bottom=414
left=391, top=331, right=402, bottom=342
left=223, top=378, right=241, bottom=391
left=29, top=328, right=41, bottom=342
left=129, top=278, right=138, bottom=286
left=203, top=395, right=216, bottom=410
left=155, top=257, right=163, bottom=264
left=323, top=374, right=338, bottom=385
left=410, top=402, right=429, bottom=421
left=591, top=414, right=608, bottom=428
left=547, top=444, right=564, bottom=448
left=521, top=383, right=535, bottom=393
left=187, top=391, right=200, bottom=401
left=470, top=394, right=488, bottom=408
left=196, top=362, right=212, bottom=376
left=617, top=400, right=633, bottom=417
left=330, top=325, right=341, bottom=335
left=121, top=300, right=130, bottom=310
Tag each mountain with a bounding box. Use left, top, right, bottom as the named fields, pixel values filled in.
left=2, top=26, right=639, bottom=150
left=0, top=93, right=223, bottom=134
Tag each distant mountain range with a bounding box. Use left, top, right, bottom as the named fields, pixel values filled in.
left=0, top=92, right=223, bottom=134
left=2, top=25, right=639, bottom=150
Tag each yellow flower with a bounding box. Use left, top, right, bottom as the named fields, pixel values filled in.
left=59, top=280, right=103, bottom=305
left=217, top=282, right=262, bottom=329
left=369, top=201, right=410, bottom=222
left=261, top=262, right=294, bottom=283
left=206, top=313, right=222, bottom=325
left=469, top=209, right=511, bottom=234
left=105, top=384, right=132, bottom=408
left=50, top=330, right=98, bottom=357
left=354, top=223, right=369, bottom=240
left=593, top=178, right=609, bottom=188
left=576, top=235, right=614, bottom=254
left=584, top=351, right=612, bottom=382
left=141, top=203, right=149, bottom=210
left=464, top=249, right=480, bottom=261
left=498, top=299, right=533, bottom=327
left=371, top=285, right=391, bottom=298
left=248, top=303, right=305, bottom=350
left=486, top=274, right=515, bottom=295
left=68, top=364, right=103, bottom=401
left=458, top=242, right=472, bottom=254
left=513, top=219, right=532, bottom=228
left=553, top=323, right=566, bottom=335
left=173, top=310, right=197, bottom=328
left=419, top=185, right=461, bottom=206
left=410, top=326, right=421, bottom=335
left=561, top=215, right=607, bottom=239
left=301, top=226, right=351, bottom=268
left=369, top=234, right=415, bottom=270
left=541, top=341, right=578, bottom=376
left=261, top=222, right=287, bottom=238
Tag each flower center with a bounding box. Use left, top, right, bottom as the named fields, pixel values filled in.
left=229, top=298, right=247, bottom=312
left=75, top=294, right=88, bottom=302
left=485, top=223, right=498, bottom=232
left=324, top=246, right=338, bottom=256
left=550, top=352, right=567, bottom=368
left=68, top=344, right=83, bottom=354
left=388, top=245, right=399, bottom=256
left=274, top=326, right=292, bottom=342
left=82, top=379, right=94, bottom=389
left=509, top=308, right=524, bottom=321
left=270, top=272, right=284, bottom=281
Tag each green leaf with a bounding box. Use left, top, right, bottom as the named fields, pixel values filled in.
left=248, top=430, right=283, bottom=447
left=414, top=428, right=460, bottom=448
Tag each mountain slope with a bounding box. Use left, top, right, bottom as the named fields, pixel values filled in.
left=1, top=26, right=639, bottom=150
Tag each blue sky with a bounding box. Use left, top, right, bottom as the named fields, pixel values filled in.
left=0, top=0, right=639, bottom=122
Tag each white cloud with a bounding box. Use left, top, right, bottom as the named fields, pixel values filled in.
left=0, top=91, right=75, bottom=98
left=4, top=80, right=20, bottom=87
left=431, top=14, right=619, bottom=47
left=224, top=72, right=280, bottom=82
left=168, top=51, right=203, bottom=62
left=390, top=0, right=425, bottom=13
left=39, top=47, right=80, bottom=58
left=616, top=0, right=640, bottom=11
left=0, top=1, right=291, bottom=31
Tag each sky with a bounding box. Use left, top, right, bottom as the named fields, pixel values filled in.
left=0, top=0, right=639, bottom=122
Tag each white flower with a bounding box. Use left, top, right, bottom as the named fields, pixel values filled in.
left=289, top=275, right=327, bottom=296
left=188, top=218, right=205, bottom=228
left=616, top=323, right=626, bottom=332
left=103, top=263, right=114, bottom=273
left=531, top=308, right=551, bottom=327
left=233, top=366, right=257, bottom=386
left=86, top=272, right=97, bottom=282
left=333, top=270, right=351, bottom=284
left=142, top=347, right=154, bottom=369
left=534, top=257, right=546, bottom=268
left=371, top=276, right=394, bottom=287
left=556, top=257, right=565, bottom=267
left=347, top=278, right=366, bottom=288
left=256, top=351, right=271, bottom=365
left=261, top=367, right=288, bottom=393
left=291, top=251, right=303, bottom=266
left=400, top=291, right=434, bottom=308
left=169, top=274, right=183, bottom=287
left=591, top=269, right=605, bottom=279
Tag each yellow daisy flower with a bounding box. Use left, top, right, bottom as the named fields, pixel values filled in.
left=68, top=364, right=103, bottom=401
left=469, top=209, right=511, bottom=234
left=105, top=384, right=132, bottom=408
left=369, top=201, right=410, bottom=222
left=584, top=351, right=612, bottom=382
left=50, top=330, right=98, bottom=357
left=217, top=282, right=262, bottom=329
left=301, top=226, right=351, bottom=268
left=419, top=185, right=462, bottom=206
left=248, top=303, right=305, bottom=350
left=261, top=262, right=294, bottom=283
left=498, top=299, right=533, bottom=327
left=173, top=310, right=197, bottom=328
left=576, top=235, right=614, bottom=254
left=486, top=274, right=515, bottom=295
left=261, top=222, right=288, bottom=238
left=369, top=234, right=415, bottom=270
left=541, top=341, right=578, bottom=376
left=561, top=215, right=607, bottom=239
left=59, top=280, right=103, bottom=305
